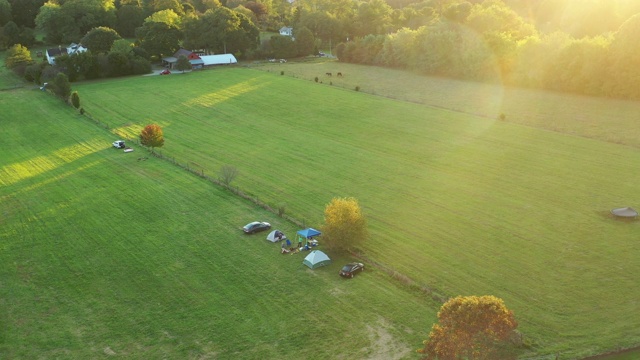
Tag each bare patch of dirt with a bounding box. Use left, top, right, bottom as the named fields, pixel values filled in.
left=363, top=318, right=412, bottom=360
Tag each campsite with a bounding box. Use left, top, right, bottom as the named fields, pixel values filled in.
left=2, top=53, right=640, bottom=359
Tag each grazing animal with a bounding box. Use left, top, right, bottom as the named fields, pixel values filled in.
left=326, top=72, right=332, bottom=76
left=337, top=72, right=343, bottom=77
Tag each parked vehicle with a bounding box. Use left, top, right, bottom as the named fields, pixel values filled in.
left=160, top=69, right=171, bottom=75
left=243, top=221, right=271, bottom=234
left=112, top=140, right=125, bottom=149
left=339, top=262, right=365, bottom=278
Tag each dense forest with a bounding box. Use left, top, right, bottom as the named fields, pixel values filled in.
left=2, top=0, right=640, bottom=99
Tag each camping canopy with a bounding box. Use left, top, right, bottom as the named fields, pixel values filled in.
left=303, top=250, right=331, bottom=269
left=266, top=230, right=286, bottom=242
left=611, top=207, right=638, bottom=218
left=297, top=228, right=321, bottom=238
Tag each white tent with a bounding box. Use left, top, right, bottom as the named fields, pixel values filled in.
left=266, top=230, right=286, bottom=242
left=303, top=250, right=331, bottom=269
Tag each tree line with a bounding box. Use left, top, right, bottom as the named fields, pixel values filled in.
left=335, top=1, right=640, bottom=100
left=2, top=0, right=640, bottom=99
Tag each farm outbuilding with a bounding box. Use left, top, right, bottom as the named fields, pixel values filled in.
left=162, top=51, right=237, bottom=69
left=200, top=54, right=237, bottom=66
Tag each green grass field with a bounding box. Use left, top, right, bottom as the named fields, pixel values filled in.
left=2, top=59, right=640, bottom=359
left=0, top=88, right=439, bottom=358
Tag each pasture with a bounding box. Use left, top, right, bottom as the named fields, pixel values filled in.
left=252, top=58, right=640, bottom=149
left=0, top=88, right=438, bottom=359
left=70, top=65, right=640, bottom=359
left=1, top=58, right=638, bottom=359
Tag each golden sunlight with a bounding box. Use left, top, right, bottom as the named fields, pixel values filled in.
left=0, top=140, right=103, bottom=187
left=185, top=80, right=267, bottom=108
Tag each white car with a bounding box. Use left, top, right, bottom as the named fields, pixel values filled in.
left=112, top=140, right=125, bottom=149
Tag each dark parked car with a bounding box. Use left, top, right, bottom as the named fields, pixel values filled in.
left=160, top=69, right=171, bottom=75
left=339, top=262, right=364, bottom=278
left=243, top=221, right=271, bottom=234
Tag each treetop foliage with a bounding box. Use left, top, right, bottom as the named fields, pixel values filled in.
left=139, top=123, right=165, bottom=150
left=420, top=295, right=519, bottom=360
left=5, top=44, right=33, bottom=69
left=6, top=0, right=640, bottom=99
left=321, top=197, right=368, bottom=252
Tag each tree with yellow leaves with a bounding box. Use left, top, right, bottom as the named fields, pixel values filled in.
left=139, top=124, right=165, bottom=152
left=419, top=295, right=520, bottom=360
left=321, top=197, right=368, bottom=252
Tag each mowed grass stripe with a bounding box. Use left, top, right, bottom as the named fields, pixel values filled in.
left=1, top=89, right=437, bottom=358
left=73, top=67, right=640, bottom=358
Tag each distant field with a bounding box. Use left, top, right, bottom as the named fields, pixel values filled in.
left=251, top=58, right=640, bottom=149
left=0, top=88, right=438, bottom=359
left=69, top=67, right=640, bottom=358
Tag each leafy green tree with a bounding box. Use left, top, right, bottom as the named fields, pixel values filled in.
left=15, top=26, right=36, bottom=47
left=269, top=34, right=296, bottom=58
left=52, top=72, right=72, bottom=100
left=192, top=0, right=222, bottom=13
left=145, top=9, right=181, bottom=26
left=107, top=50, right=131, bottom=76
left=298, top=11, right=343, bottom=45
left=321, top=197, right=368, bottom=252
left=380, top=27, right=417, bottom=68
left=2, top=21, right=20, bottom=47
left=8, top=0, right=46, bottom=28
left=419, top=295, right=520, bottom=360
left=243, top=1, right=267, bottom=27
left=129, top=56, right=151, bottom=74
left=110, top=38, right=134, bottom=56
left=24, top=61, right=48, bottom=83
left=605, top=13, right=640, bottom=99
left=175, top=54, right=191, bottom=72
left=35, top=0, right=117, bottom=44
left=35, top=1, right=68, bottom=44
left=70, top=91, right=80, bottom=109
left=5, top=44, right=33, bottom=69
left=226, top=11, right=259, bottom=56
left=353, top=0, right=392, bottom=37
left=116, top=4, right=146, bottom=37
left=147, top=0, right=184, bottom=16
left=81, top=26, right=122, bottom=54
left=185, top=7, right=257, bottom=55
left=294, top=26, right=314, bottom=56
left=139, top=124, right=165, bottom=151
left=72, top=50, right=102, bottom=79
left=0, top=0, right=11, bottom=26
left=201, top=7, right=241, bottom=54
left=135, top=20, right=181, bottom=59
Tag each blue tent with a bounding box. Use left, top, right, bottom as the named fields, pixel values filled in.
left=297, top=228, right=321, bottom=238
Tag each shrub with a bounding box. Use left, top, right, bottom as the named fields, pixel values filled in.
left=277, top=203, right=286, bottom=217
left=280, top=71, right=284, bottom=75
left=314, top=76, right=318, bottom=82
left=70, top=91, right=80, bottom=109
left=52, top=72, right=71, bottom=100
left=355, top=85, right=360, bottom=91
left=220, top=165, right=239, bottom=187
